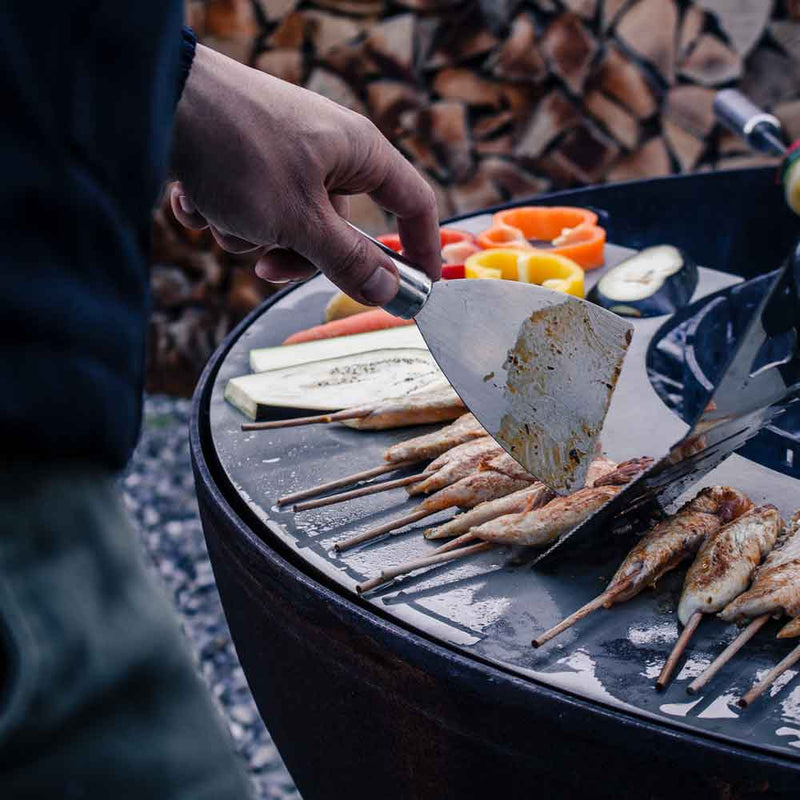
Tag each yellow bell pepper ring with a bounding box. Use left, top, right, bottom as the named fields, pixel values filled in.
left=464, top=249, right=584, bottom=297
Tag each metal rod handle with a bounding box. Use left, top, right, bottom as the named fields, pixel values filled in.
left=714, top=89, right=786, bottom=156
left=347, top=223, right=433, bottom=319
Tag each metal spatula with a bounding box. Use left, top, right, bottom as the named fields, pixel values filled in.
left=356, top=225, right=634, bottom=494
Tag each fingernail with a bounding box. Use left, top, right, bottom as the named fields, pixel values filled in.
left=361, top=266, right=399, bottom=305
left=179, top=195, right=195, bottom=214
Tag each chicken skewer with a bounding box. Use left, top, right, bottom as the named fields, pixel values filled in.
left=688, top=511, right=800, bottom=695
left=293, top=437, right=503, bottom=512
left=355, top=459, right=649, bottom=593
left=656, top=505, right=781, bottom=690
left=243, top=383, right=465, bottom=431
left=335, top=467, right=534, bottom=552
left=532, top=487, right=753, bottom=648
left=277, top=413, right=486, bottom=506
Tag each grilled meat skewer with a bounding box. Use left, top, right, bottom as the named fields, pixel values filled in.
left=718, top=511, right=800, bottom=623
left=384, top=413, right=486, bottom=464
left=657, top=505, right=780, bottom=690
left=471, top=458, right=652, bottom=547
left=533, top=486, right=752, bottom=648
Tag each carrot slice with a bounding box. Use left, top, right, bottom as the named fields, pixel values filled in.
left=283, top=308, right=414, bottom=345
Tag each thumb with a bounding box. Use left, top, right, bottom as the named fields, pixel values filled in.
left=296, top=204, right=400, bottom=307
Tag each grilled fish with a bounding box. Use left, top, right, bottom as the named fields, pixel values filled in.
left=468, top=458, right=652, bottom=547
left=677, top=505, right=781, bottom=625
left=420, top=469, right=531, bottom=513
left=778, top=616, right=800, bottom=639
left=607, top=487, right=753, bottom=606
left=424, top=483, right=555, bottom=540
left=383, top=413, right=486, bottom=464
left=409, top=438, right=504, bottom=496
left=719, top=511, right=800, bottom=624
left=423, top=455, right=621, bottom=541
left=346, top=384, right=466, bottom=430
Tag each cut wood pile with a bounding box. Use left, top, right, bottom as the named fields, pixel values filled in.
left=149, top=0, right=800, bottom=395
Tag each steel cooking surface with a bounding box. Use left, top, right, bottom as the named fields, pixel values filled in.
left=209, top=213, right=800, bottom=762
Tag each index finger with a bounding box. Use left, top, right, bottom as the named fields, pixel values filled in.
left=367, top=144, right=441, bottom=281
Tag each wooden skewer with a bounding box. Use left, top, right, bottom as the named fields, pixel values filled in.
left=335, top=508, right=432, bottom=552
left=356, top=541, right=494, bottom=594
left=687, top=614, right=770, bottom=695
left=532, top=579, right=633, bottom=648
left=656, top=611, right=704, bottom=691
left=277, top=460, right=418, bottom=506
left=432, top=531, right=476, bottom=554
left=739, top=642, right=800, bottom=708
left=242, top=407, right=369, bottom=431
left=293, top=473, right=424, bottom=511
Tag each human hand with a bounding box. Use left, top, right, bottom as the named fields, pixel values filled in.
left=170, top=45, right=441, bottom=306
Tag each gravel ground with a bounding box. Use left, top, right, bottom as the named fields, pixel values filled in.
left=122, top=395, right=301, bottom=800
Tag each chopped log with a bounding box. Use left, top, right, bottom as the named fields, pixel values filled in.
left=433, top=68, right=507, bottom=108
left=562, top=0, right=598, bottom=21
left=616, top=0, right=679, bottom=84
left=325, top=41, right=378, bottom=85
left=679, top=4, right=706, bottom=57
left=663, top=120, right=705, bottom=172
left=716, top=154, right=781, bottom=171
left=596, top=45, right=658, bottom=119
left=304, top=11, right=363, bottom=57
left=367, top=81, right=425, bottom=137
left=663, top=85, right=716, bottom=138
left=397, top=133, right=443, bottom=177
left=790, top=0, right=800, bottom=21
left=770, top=20, right=800, bottom=60
left=151, top=266, right=194, bottom=310
left=305, top=69, right=366, bottom=114
left=253, top=0, right=298, bottom=23
left=514, top=90, right=581, bottom=159
left=739, top=47, right=800, bottom=109
left=487, top=13, right=547, bottom=84
left=542, top=12, right=600, bottom=95
left=477, top=0, right=525, bottom=33
left=364, top=14, right=416, bottom=78
left=227, top=268, right=268, bottom=321
left=202, top=35, right=255, bottom=64
left=679, top=34, right=743, bottom=86
left=473, top=110, right=516, bottom=139
left=186, top=1, right=207, bottom=37
left=774, top=99, right=800, bottom=142
left=450, top=170, right=503, bottom=215
left=205, top=0, right=260, bottom=39
left=254, top=49, right=304, bottom=84
left=717, top=128, right=752, bottom=156
left=480, top=156, right=550, bottom=199
left=423, top=101, right=473, bottom=181
left=269, top=11, right=307, bottom=48
left=585, top=90, right=640, bottom=149
left=607, top=136, right=671, bottom=182
left=311, top=0, right=384, bottom=15
left=601, top=0, right=633, bottom=32
left=548, top=121, right=620, bottom=183
left=475, top=135, right=516, bottom=155
left=426, top=6, right=499, bottom=69
left=696, top=0, right=772, bottom=57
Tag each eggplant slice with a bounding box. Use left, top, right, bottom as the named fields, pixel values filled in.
left=589, top=245, right=698, bottom=318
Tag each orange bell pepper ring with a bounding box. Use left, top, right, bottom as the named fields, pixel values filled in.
left=464, top=248, right=584, bottom=297
left=476, top=206, right=606, bottom=270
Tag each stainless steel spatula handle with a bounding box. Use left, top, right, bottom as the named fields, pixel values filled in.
left=347, top=223, right=433, bottom=319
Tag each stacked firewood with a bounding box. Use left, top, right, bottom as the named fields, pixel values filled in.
left=149, top=0, right=800, bottom=394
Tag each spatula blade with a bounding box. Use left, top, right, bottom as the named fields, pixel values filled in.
left=414, top=279, right=633, bottom=493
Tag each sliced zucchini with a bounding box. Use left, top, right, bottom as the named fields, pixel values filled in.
left=589, top=245, right=698, bottom=318
left=249, top=325, right=425, bottom=372
left=226, top=347, right=444, bottom=419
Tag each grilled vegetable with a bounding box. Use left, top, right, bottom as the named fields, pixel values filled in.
left=324, top=292, right=372, bottom=322
left=588, top=245, right=697, bottom=318
left=249, top=325, right=424, bottom=372
left=282, top=309, right=413, bottom=345
left=226, top=348, right=443, bottom=419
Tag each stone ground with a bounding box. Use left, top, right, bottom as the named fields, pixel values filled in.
left=122, top=395, right=301, bottom=800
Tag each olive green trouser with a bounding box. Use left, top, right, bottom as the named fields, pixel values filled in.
left=0, top=460, right=251, bottom=799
